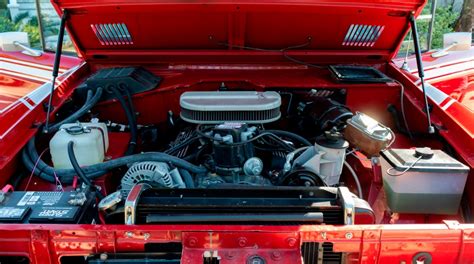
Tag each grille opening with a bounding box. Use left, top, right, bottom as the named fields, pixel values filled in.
left=60, top=256, right=85, bottom=264
left=301, top=242, right=342, bottom=264
left=0, top=256, right=30, bottom=264
left=145, top=242, right=183, bottom=260
left=203, top=251, right=220, bottom=264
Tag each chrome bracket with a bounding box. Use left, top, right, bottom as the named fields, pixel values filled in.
left=124, top=183, right=151, bottom=225
left=338, top=186, right=355, bottom=225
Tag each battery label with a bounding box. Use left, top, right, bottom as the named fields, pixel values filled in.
left=38, top=208, right=71, bottom=218
left=17, top=192, right=34, bottom=206
left=29, top=207, right=79, bottom=222
left=17, top=192, right=63, bottom=206
left=0, top=207, right=29, bottom=221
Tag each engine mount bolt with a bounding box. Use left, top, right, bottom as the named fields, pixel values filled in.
left=238, top=237, right=247, bottom=247
left=287, top=237, right=297, bottom=247
left=345, top=232, right=353, bottom=239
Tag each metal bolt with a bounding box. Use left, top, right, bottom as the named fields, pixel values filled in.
left=345, top=232, right=353, bottom=239
left=126, top=231, right=133, bottom=238
left=287, top=237, right=297, bottom=247
left=143, top=233, right=150, bottom=240
left=321, top=232, right=327, bottom=240
left=225, top=252, right=235, bottom=260
left=188, top=237, right=197, bottom=247
left=100, top=253, right=108, bottom=261
left=271, top=251, right=282, bottom=260
left=238, top=237, right=247, bottom=247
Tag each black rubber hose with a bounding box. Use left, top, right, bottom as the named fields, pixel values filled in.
left=265, top=130, right=312, bottom=146
left=67, top=141, right=104, bottom=199
left=120, top=84, right=137, bottom=124
left=48, top=88, right=104, bottom=132
left=67, top=141, right=92, bottom=186
left=24, top=137, right=106, bottom=183
left=108, top=85, right=137, bottom=155
left=24, top=137, right=207, bottom=184
left=178, top=168, right=195, bottom=188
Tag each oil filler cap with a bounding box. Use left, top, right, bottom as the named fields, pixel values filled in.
left=414, top=147, right=434, bottom=159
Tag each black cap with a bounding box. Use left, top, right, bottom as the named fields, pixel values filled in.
left=315, top=131, right=348, bottom=149
left=414, top=147, right=434, bottom=159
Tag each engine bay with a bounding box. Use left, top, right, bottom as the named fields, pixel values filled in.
left=2, top=64, right=469, bottom=227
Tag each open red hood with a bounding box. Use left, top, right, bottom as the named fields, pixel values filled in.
left=53, top=0, right=426, bottom=63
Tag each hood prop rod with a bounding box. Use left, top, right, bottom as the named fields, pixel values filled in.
left=409, top=13, right=435, bottom=134
left=44, top=10, right=68, bottom=134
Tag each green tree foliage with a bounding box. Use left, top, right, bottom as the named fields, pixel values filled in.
left=418, top=5, right=460, bottom=49
left=0, top=0, right=7, bottom=10
left=0, top=11, right=41, bottom=48
left=0, top=16, right=16, bottom=32
left=398, top=4, right=460, bottom=57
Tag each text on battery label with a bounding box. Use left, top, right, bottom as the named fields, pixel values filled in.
left=38, top=209, right=71, bottom=218
left=0, top=207, right=26, bottom=218
left=17, top=192, right=34, bottom=206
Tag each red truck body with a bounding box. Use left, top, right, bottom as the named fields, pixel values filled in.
left=0, top=0, right=473, bottom=263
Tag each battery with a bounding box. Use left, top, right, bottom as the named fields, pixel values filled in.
left=0, top=189, right=96, bottom=224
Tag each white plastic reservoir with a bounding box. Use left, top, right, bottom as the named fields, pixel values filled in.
left=50, top=122, right=109, bottom=169
left=314, top=133, right=348, bottom=186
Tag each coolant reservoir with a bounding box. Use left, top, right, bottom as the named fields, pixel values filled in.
left=50, top=122, right=109, bottom=169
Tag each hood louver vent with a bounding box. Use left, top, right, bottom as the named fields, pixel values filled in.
left=343, top=24, right=384, bottom=47
left=91, top=23, right=133, bottom=45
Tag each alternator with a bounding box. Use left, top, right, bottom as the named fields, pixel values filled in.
left=120, top=162, right=185, bottom=196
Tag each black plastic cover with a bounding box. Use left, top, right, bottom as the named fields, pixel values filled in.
left=75, top=67, right=161, bottom=102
